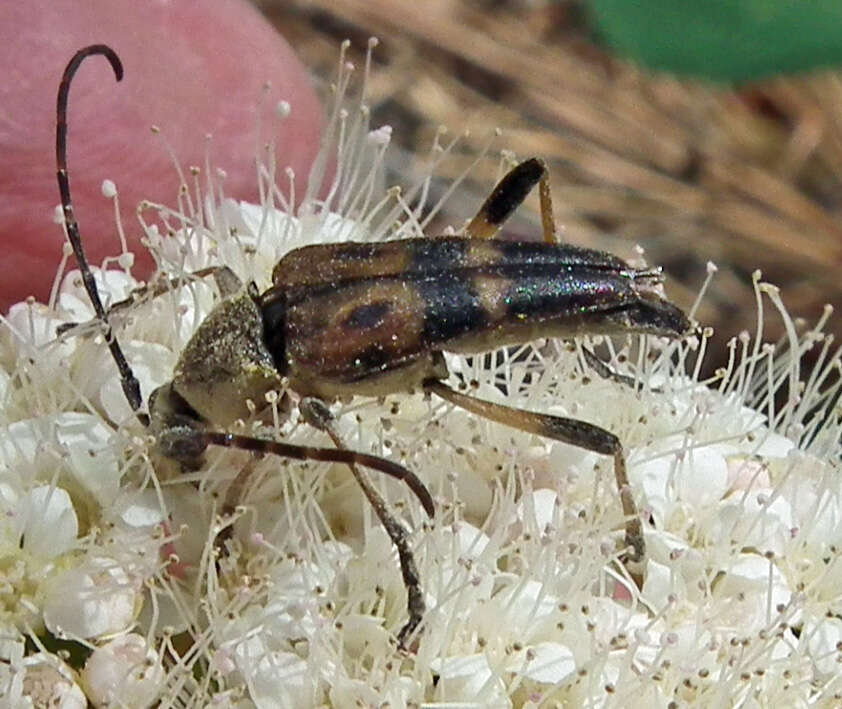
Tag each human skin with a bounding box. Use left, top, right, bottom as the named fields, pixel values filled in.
left=0, top=0, right=322, bottom=311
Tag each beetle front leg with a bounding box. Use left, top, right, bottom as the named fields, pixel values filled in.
left=299, top=397, right=427, bottom=649
left=56, top=265, right=242, bottom=339
left=424, top=378, right=645, bottom=585
left=109, top=265, right=243, bottom=313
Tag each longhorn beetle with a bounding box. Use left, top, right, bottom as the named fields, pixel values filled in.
left=56, top=45, right=692, bottom=648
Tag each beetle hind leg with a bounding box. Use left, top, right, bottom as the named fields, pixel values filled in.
left=465, top=157, right=557, bottom=244
left=466, top=158, right=658, bottom=391
left=424, top=378, right=645, bottom=585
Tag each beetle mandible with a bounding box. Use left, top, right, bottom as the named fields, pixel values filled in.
left=55, top=45, right=692, bottom=648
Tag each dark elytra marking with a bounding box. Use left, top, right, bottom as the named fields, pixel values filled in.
left=417, top=275, right=487, bottom=344
left=494, top=238, right=627, bottom=272
left=348, top=343, right=390, bottom=376
left=343, top=301, right=392, bottom=330
left=504, top=274, right=615, bottom=320
left=494, top=238, right=569, bottom=266
left=260, top=293, right=288, bottom=374
left=406, top=238, right=470, bottom=275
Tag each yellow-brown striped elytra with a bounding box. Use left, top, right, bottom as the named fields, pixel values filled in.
left=56, top=45, right=692, bottom=649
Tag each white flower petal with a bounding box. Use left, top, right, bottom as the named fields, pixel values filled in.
left=328, top=676, right=383, bottom=708
left=725, top=456, right=770, bottom=491
left=0, top=413, right=120, bottom=508
left=82, top=634, right=164, bottom=708
left=789, top=484, right=842, bottom=552
left=19, top=653, right=86, bottom=709
left=431, top=653, right=510, bottom=708
left=643, top=559, right=685, bottom=608
left=515, top=488, right=561, bottom=534
left=678, top=445, right=728, bottom=507
left=6, top=300, right=74, bottom=350
left=59, top=268, right=136, bottom=315
left=116, top=491, right=167, bottom=528
left=489, top=580, right=560, bottom=640
left=712, top=554, right=792, bottom=631
left=803, top=616, right=842, bottom=677
left=233, top=642, right=319, bottom=709
left=508, top=641, right=576, bottom=685
left=752, top=431, right=796, bottom=459
left=55, top=414, right=122, bottom=507
left=630, top=439, right=685, bottom=525
left=43, top=559, right=139, bottom=640
left=713, top=488, right=794, bottom=555
left=20, top=485, right=78, bottom=558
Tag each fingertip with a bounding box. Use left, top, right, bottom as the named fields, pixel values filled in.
left=0, top=0, right=322, bottom=310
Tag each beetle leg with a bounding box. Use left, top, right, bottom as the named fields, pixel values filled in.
left=152, top=414, right=435, bottom=520
left=114, top=265, right=242, bottom=310
left=469, top=159, right=658, bottom=390
left=579, top=345, right=658, bottom=393
left=424, top=378, right=645, bottom=585
left=537, top=162, right=557, bottom=245
left=153, top=415, right=433, bottom=648
left=298, top=397, right=427, bottom=649
left=466, top=158, right=556, bottom=243
left=56, top=266, right=241, bottom=338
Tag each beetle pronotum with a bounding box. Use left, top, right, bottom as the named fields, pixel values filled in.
left=56, top=45, right=692, bottom=648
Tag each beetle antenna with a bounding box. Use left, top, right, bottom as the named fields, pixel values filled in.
left=56, top=44, right=146, bottom=420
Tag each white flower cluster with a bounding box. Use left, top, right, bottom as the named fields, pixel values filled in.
left=2, top=40, right=842, bottom=708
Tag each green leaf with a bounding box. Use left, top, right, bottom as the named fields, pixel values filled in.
left=586, top=0, right=842, bottom=82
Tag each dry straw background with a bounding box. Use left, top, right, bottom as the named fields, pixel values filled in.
left=257, top=0, right=842, bottom=377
